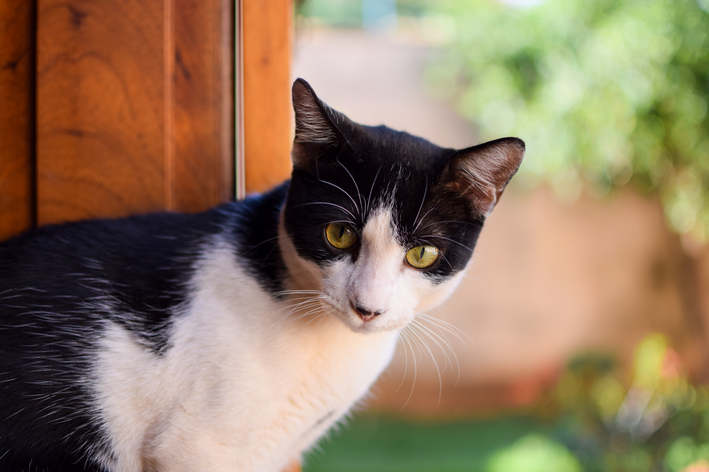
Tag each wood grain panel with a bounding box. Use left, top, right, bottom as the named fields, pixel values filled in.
left=0, top=0, right=35, bottom=240
left=36, top=0, right=166, bottom=225
left=36, top=0, right=234, bottom=225
left=170, top=0, right=233, bottom=212
left=242, top=2, right=299, bottom=469
left=243, top=0, right=292, bottom=194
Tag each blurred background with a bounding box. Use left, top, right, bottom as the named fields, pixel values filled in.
left=293, top=1, right=709, bottom=471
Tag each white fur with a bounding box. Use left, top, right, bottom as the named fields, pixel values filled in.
left=93, top=206, right=465, bottom=471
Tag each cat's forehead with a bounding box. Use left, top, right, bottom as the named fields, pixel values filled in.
left=313, top=127, right=451, bottom=199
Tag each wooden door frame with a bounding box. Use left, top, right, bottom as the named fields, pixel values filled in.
left=1, top=0, right=293, bottom=237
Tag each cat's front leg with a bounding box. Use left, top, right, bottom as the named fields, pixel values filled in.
left=141, top=434, right=241, bottom=472
left=140, top=420, right=292, bottom=472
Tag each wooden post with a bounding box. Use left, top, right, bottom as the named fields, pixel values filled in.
left=243, top=3, right=300, bottom=472
left=243, top=0, right=293, bottom=194
left=35, top=0, right=233, bottom=225
left=0, top=0, right=35, bottom=240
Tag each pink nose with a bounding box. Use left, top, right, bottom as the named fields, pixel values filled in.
left=351, top=302, right=384, bottom=322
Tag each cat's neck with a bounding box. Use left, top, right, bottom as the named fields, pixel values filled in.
left=277, top=211, right=324, bottom=295
left=229, top=183, right=290, bottom=296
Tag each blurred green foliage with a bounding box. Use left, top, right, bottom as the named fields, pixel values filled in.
left=298, top=0, right=363, bottom=27
left=305, top=334, right=709, bottom=471
left=304, top=415, right=554, bottom=472
left=542, top=333, right=709, bottom=471
left=424, top=0, right=709, bottom=239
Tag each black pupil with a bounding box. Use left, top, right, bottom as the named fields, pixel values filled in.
left=419, top=247, right=425, bottom=259
left=339, top=226, right=346, bottom=239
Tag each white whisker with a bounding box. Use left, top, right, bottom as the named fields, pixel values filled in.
left=366, top=164, right=384, bottom=215
left=416, top=312, right=471, bottom=346
left=417, top=220, right=479, bottom=232
left=407, top=323, right=443, bottom=407
left=418, top=234, right=474, bottom=252
left=412, top=175, right=428, bottom=233
left=411, top=319, right=455, bottom=372
left=336, top=158, right=363, bottom=216
left=319, top=178, right=360, bottom=216
left=398, top=328, right=418, bottom=410
left=288, top=202, right=357, bottom=221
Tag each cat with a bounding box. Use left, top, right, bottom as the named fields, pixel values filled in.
left=0, top=78, right=524, bottom=472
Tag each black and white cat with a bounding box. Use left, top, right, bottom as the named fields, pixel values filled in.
left=0, top=79, right=524, bottom=471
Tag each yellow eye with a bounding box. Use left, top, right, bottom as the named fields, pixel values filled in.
left=325, top=223, right=358, bottom=249
left=406, top=245, right=439, bottom=269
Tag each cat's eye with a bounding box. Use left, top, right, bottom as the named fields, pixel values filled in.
left=325, top=223, right=358, bottom=250
left=406, top=245, right=439, bottom=269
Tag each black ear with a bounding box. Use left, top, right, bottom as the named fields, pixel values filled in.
left=291, top=78, right=351, bottom=169
left=441, top=137, right=525, bottom=217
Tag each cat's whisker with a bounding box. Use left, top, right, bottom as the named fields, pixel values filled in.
left=314, top=311, right=331, bottom=327
left=336, top=158, right=363, bottom=217
left=396, top=330, right=410, bottom=393
left=237, top=234, right=287, bottom=257
left=417, top=220, right=480, bottom=232
left=410, top=319, right=460, bottom=385
left=420, top=238, right=454, bottom=270
left=416, top=312, right=471, bottom=346
left=285, top=305, right=325, bottom=328
left=302, top=310, right=329, bottom=328
left=365, top=163, right=384, bottom=215
left=407, top=323, right=443, bottom=407
left=272, top=290, right=322, bottom=297
left=412, top=208, right=436, bottom=235
left=259, top=241, right=283, bottom=269
left=288, top=202, right=357, bottom=221
left=276, top=298, right=324, bottom=325
left=318, top=178, right=360, bottom=216
left=412, top=175, right=428, bottom=234
left=278, top=303, right=321, bottom=320
left=274, top=295, right=320, bottom=310
left=294, top=307, right=324, bottom=324
left=398, top=327, right=418, bottom=410
left=418, top=234, right=474, bottom=252
left=438, top=252, right=454, bottom=270
left=410, top=319, right=455, bottom=371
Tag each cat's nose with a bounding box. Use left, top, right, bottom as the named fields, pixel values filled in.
left=351, top=302, right=384, bottom=322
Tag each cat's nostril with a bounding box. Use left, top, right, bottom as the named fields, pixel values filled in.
left=352, top=303, right=383, bottom=321
left=355, top=305, right=373, bottom=317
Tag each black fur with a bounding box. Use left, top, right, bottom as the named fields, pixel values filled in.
left=229, top=183, right=289, bottom=297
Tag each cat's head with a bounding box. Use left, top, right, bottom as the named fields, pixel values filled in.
left=281, top=79, right=524, bottom=334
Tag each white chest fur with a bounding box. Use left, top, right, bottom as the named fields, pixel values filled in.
left=93, top=241, right=399, bottom=472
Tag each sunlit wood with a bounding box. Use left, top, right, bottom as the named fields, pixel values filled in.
left=243, top=0, right=293, bottom=194
left=0, top=0, right=35, bottom=240
left=35, top=0, right=233, bottom=225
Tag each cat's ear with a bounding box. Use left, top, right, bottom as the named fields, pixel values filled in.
left=441, top=137, right=525, bottom=217
left=291, top=78, right=351, bottom=169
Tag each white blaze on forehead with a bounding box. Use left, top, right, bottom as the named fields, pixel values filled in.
left=361, top=208, right=401, bottom=259
left=349, top=207, right=405, bottom=313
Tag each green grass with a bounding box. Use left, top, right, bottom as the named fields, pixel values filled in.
left=303, top=415, right=553, bottom=472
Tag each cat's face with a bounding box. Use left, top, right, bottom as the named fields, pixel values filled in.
left=281, top=79, right=524, bottom=334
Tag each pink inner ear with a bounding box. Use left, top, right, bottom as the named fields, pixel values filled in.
left=444, top=172, right=498, bottom=216
left=443, top=138, right=525, bottom=216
